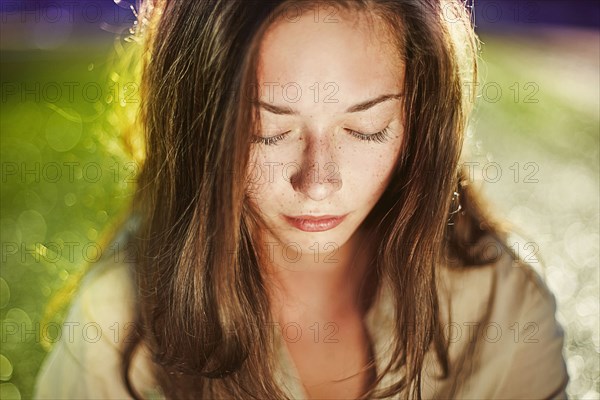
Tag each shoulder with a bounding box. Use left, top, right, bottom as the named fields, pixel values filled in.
left=33, top=249, right=161, bottom=399
left=432, top=234, right=569, bottom=399
left=439, top=234, right=560, bottom=325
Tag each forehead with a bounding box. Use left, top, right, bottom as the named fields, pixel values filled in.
left=256, top=8, right=404, bottom=111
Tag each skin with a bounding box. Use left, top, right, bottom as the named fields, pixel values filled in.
left=246, top=7, right=405, bottom=399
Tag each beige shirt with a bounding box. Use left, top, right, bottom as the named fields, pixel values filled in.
left=33, top=237, right=569, bottom=399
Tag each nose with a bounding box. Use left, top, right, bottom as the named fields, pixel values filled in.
left=289, top=137, right=342, bottom=201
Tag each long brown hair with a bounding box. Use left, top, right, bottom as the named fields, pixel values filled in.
left=115, top=0, right=514, bottom=398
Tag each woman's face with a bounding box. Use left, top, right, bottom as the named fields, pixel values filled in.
left=246, top=8, right=405, bottom=256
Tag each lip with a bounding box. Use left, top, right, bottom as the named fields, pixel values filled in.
left=283, top=214, right=347, bottom=232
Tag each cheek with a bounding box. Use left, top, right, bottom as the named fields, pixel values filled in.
left=354, top=160, right=394, bottom=204
left=344, top=143, right=400, bottom=186
left=244, top=149, right=288, bottom=210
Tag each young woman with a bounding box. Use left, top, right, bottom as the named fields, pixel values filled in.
left=34, top=0, right=569, bottom=399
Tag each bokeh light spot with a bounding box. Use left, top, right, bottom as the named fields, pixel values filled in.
left=0, top=278, right=9, bottom=309
left=45, top=109, right=82, bottom=152
left=16, top=210, right=46, bottom=245
left=0, top=382, right=20, bottom=400
left=64, top=193, right=77, bottom=207
left=0, top=354, right=13, bottom=381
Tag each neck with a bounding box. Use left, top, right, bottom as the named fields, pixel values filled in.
left=263, top=228, right=377, bottom=324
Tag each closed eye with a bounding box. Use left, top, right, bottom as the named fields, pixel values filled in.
left=251, top=131, right=291, bottom=146
left=251, top=127, right=392, bottom=146
left=345, top=127, right=391, bottom=143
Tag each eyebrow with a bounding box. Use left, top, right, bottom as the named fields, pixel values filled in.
left=255, top=93, right=403, bottom=115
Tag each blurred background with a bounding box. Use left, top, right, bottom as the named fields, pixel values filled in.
left=1, top=1, right=598, bottom=399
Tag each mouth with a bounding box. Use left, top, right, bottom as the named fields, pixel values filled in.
left=283, top=214, right=348, bottom=232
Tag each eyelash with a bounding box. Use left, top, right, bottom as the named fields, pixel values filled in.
left=346, top=127, right=391, bottom=143
left=251, top=132, right=290, bottom=146
left=252, top=127, right=391, bottom=146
